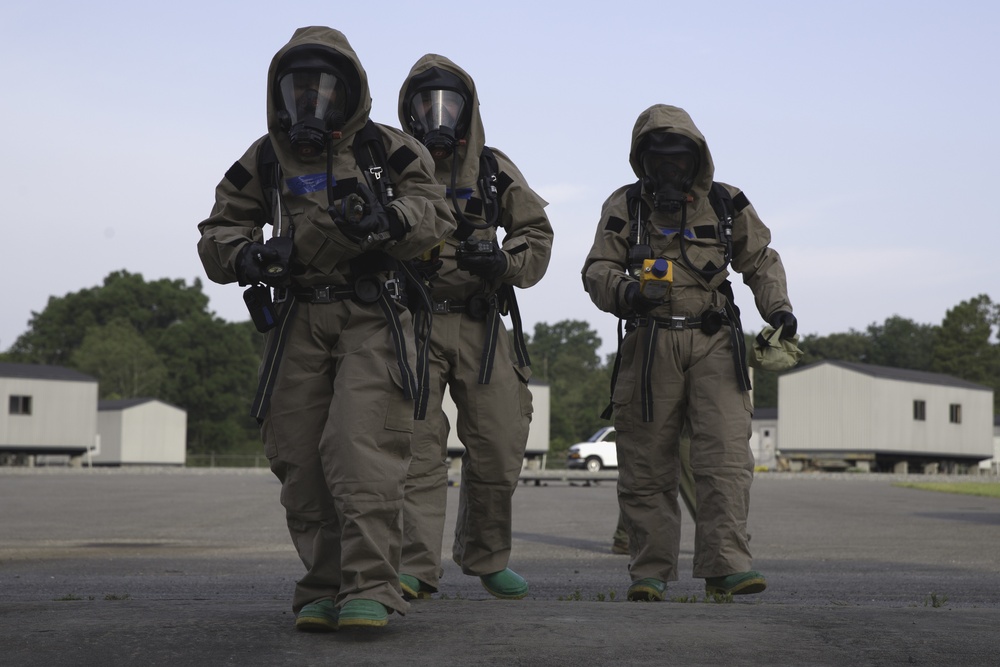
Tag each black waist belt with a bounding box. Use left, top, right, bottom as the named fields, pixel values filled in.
left=631, top=307, right=750, bottom=423
left=429, top=287, right=530, bottom=384
left=632, top=311, right=728, bottom=334
left=251, top=279, right=417, bottom=424
left=431, top=298, right=468, bottom=314
left=276, top=277, right=404, bottom=305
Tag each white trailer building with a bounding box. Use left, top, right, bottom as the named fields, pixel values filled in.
left=1, top=362, right=98, bottom=461
left=443, top=379, right=550, bottom=469
left=94, top=398, right=187, bottom=466
left=778, top=360, right=994, bottom=473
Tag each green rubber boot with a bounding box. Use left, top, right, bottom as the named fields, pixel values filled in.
left=480, top=568, right=529, bottom=600
left=399, top=573, right=434, bottom=600
left=338, top=599, right=389, bottom=628
left=295, top=599, right=338, bottom=632
left=627, top=578, right=667, bottom=602
left=705, top=571, right=767, bottom=596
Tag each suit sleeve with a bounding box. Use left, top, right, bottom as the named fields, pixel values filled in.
left=196, top=137, right=269, bottom=285
left=725, top=184, right=794, bottom=320
left=581, top=187, right=635, bottom=318
left=492, top=150, right=553, bottom=288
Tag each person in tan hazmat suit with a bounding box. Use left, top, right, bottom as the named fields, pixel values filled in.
left=394, top=54, right=553, bottom=600
left=582, top=104, right=796, bottom=600
left=197, top=27, right=455, bottom=630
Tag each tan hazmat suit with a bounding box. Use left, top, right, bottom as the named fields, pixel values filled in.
left=197, top=27, right=455, bottom=614
left=582, top=104, right=792, bottom=582
left=396, top=54, right=553, bottom=588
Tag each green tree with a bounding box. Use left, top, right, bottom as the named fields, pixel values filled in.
left=70, top=318, right=167, bottom=399
left=930, top=294, right=1000, bottom=410
left=7, top=270, right=210, bottom=365
left=6, top=271, right=261, bottom=455
left=798, top=329, right=871, bottom=366
left=156, top=314, right=261, bottom=455
left=866, top=316, right=937, bottom=370
left=525, top=320, right=611, bottom=464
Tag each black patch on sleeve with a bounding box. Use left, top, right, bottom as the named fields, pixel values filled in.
left=495, top=171, right=514, bottom=197
left=328, top=177, right=359, bottom=201
left=225, top=161, right=253, bottom=191
left=733, top=191, right=750, bottom=212
left=507, top=242, right=529, bottom=255
left=464, top=197, right=484, bottom=216
left=388, top=146, right=418, bottom=173
left=606, top=216, right=627, bottom=234
left=693, top=225, right=718, bottom=239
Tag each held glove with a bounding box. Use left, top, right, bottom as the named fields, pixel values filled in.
left=767, top=311, right=798, bottom=340
left=624, top=281, right=663, bottom=315
left=236, top=242, right=282, bottom=286
left=456, top=241, right=508, bottom=279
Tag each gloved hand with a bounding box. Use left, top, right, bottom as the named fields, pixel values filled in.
left=456, top=241, right=508, bottom=279
left=331, top=187, right=404, bottom=248
left=236, top=242, right=282, bottom=286
left=768, top=311, right=798, bottom=339
left=624, top=281, right=663, bottom=315
left=411, top=256, right=443, bottom=282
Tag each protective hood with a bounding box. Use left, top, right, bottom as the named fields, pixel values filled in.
left=628, top=105, right=715, bottom=202
left=398, top=54, right=485, bottom=187
left=266, top=26, right=372, bottom=166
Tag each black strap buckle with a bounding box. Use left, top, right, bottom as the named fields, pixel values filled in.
left=312, top=286, right=333, bottom=304
left=665, top=316, right=688, bottom=330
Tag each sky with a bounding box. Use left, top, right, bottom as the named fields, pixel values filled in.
left=2, top=1, right=998, bottom=357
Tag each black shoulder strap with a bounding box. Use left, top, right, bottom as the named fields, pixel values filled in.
left=257, top=136, right=280, bottom=227
left=625, top=180, right=646, bottom=248
left=478, top=145, right=502, bottom=228
left=353, top=120, right=395, bottom=206
left=708, top=182, right=734, bottom=222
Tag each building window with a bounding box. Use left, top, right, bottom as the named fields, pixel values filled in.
left=913, top=400, right=926, bottom=421
left=9, top=395, right=32, bottom=415
left=949, top=404, right=962, bottom=424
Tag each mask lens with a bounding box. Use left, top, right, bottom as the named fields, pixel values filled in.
left=279, top=71, right=344, bottom=125
left=409, top=89, right=466, bottom=139
left=642, top=152, right=696, bottom=191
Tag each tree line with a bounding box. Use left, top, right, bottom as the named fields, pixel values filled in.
left=3, top=271, right=997, bottom=461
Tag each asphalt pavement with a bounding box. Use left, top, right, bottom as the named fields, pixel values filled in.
left=1, top=467, right=999, bottom=666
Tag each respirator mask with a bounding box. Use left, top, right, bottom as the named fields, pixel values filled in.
left=404, top=67, right=471, bottom=159
left=274, top=47, right=357, bottom=158
left=639, top=132, right=701, bottom=213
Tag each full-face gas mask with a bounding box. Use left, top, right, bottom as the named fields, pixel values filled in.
left=274, top=46, right=359, bottom=158
left=403, top=67, right=471, bottom=159
left=638, top=132, right=701, bottom=213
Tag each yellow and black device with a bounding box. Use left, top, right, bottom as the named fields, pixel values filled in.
left=640, top=258, right=673, bottom=300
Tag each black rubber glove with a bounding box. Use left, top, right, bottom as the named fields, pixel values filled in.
left=235, top=242, right=282, bottom=286
left=411, top=257, right=443, bottom=282
left=456, top=241, right=508, bottom=279
left=624, top=281, right=663, bottom=315
left=332, top=188, right=404, bottom=248
left=768, top=311, right=798, bottom=339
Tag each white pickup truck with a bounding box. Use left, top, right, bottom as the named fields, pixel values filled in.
left=566, top=426, right=617, bottom=472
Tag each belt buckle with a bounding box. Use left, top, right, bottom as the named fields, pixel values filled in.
left=432, top=300, right=450, bottom=314
left=384, top=278, right=402, bottom=301
left=667, top=316, right=687, bottom=330
left=313, top=286, right=331, bottom=304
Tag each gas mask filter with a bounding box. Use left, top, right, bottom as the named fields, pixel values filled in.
left=639, top=132, right=701, bottom=212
